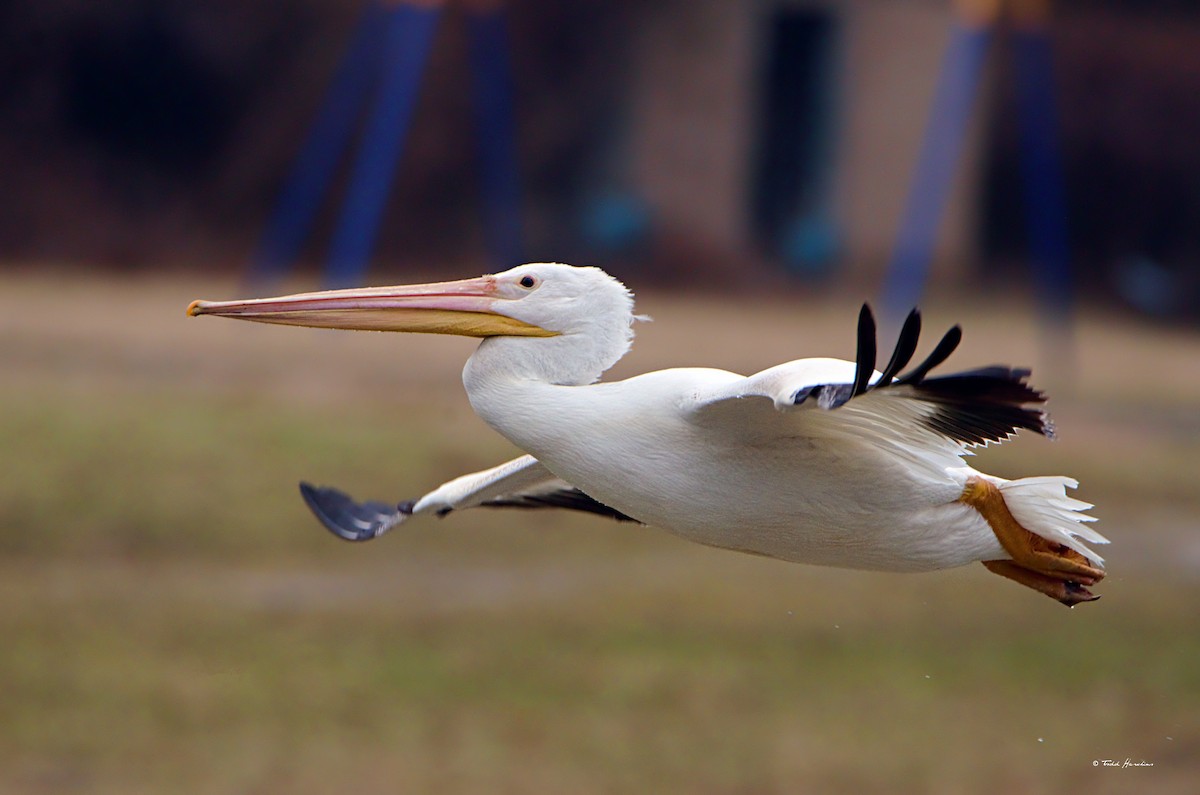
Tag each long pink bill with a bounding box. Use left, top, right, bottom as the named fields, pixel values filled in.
left=187, top=276, right=554, bottom=337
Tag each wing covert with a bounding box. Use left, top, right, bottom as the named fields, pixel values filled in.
left=686, top=305, right=1052, bottom=448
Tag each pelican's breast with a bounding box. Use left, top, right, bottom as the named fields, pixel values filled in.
left=475, top=369, right=995, bottom=572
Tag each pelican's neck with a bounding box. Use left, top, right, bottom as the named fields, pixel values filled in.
left=461, top=326, right=632, bottom=444
left=461, top=267, right=637, bottom=446
left=464, top=331, right=626, bottom=389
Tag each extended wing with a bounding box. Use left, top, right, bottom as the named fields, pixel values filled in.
left=301, top=454, right=636, bottom=542
left=687, top=305, right=1052, bottom=450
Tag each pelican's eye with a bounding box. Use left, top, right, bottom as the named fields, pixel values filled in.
left=518, top=275, right=538, bottom=289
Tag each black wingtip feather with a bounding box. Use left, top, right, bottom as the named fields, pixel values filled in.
left=897, top=324, right=962, bottom=385
left=299, top=481, right=400, bottom=542
left=816, top=307, right=1055, bottom=447
left=851, top=304, right=876, bottom=398
left=876, top=309, right=921, bottom=386
left=481, top=488, right=641, bottom=523
left=908, top=367, right=1053, bottom=445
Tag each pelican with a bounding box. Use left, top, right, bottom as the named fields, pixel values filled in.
left=189, top=263, right=1107, bottom=605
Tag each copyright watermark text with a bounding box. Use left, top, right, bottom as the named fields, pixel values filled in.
left=1093, top=759, right=1154, bottom=769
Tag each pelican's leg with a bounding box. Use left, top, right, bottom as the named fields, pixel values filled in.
left=981, top=561, right=1099, bottom=606
left=960, top=476, right=1105, bottom=605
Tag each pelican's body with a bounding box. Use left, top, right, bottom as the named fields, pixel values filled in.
left=467, top=363, right=997, bottom=572
left=189, top=263, right=1108, bottom=604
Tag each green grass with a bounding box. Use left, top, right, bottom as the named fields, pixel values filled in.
left=3, top=552, right=1197, bottom=793
left=3, top=273, right=1199, bottom=793
left=4, top=388, right=1198, bottom=794
left=1, top=389, right=444, bottom=559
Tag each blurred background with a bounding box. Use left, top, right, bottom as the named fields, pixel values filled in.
left=2, top=0, right=1198, bottom=792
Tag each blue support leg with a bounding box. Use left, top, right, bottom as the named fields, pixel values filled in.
left=248, top=1, right=387, bottom=288
left=1013, top=25, right=1073, bottom=324
left=782, top=14, right=844, bottom=278
left=1013, top=16, right=1076, bottom=374
left=881, top=19, right=993, bottom=319
left=324, top=2, right=442, bottom=288
left=466, top=5, right=524, bottom=269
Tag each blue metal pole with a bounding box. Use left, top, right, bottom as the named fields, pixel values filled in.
left=466, top=5, right=524, bottom=269
left=324, top=2, right=442, bottom=288
left=881, top=15, right=993, bottom=318
left=781, top=14, right=844, bottom=278
left=1012, top=1, right=1077, bottom=377
left=248, top=1, right=387, bottom=287
left=1012, top=23, right=1073, bottom=322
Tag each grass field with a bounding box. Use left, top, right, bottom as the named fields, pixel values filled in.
left=3, top=269, right=1199, bottom=793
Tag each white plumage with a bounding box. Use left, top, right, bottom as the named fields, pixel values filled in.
left=189, top=263, right=1108, bottom=605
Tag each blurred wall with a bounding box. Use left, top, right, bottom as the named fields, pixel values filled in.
left=1, top=0, right=1198, bottom=309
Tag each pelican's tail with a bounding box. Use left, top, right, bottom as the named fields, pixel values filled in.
left=999, top=476, right=1108, bottom=567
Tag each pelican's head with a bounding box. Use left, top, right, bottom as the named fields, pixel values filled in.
left=189, top=262, right=632, bottom=335
left=489, top=263, right=635, bottom=339
left=188, top=263, right=637, bottom=382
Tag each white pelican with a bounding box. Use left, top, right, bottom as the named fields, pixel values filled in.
left=189, top=263, right=1107, bottom=605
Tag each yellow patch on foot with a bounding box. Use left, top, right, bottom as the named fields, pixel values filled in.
left=961, top=476, right=1104, bottom=606
left=981, top=561, right=1100, bottom=607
